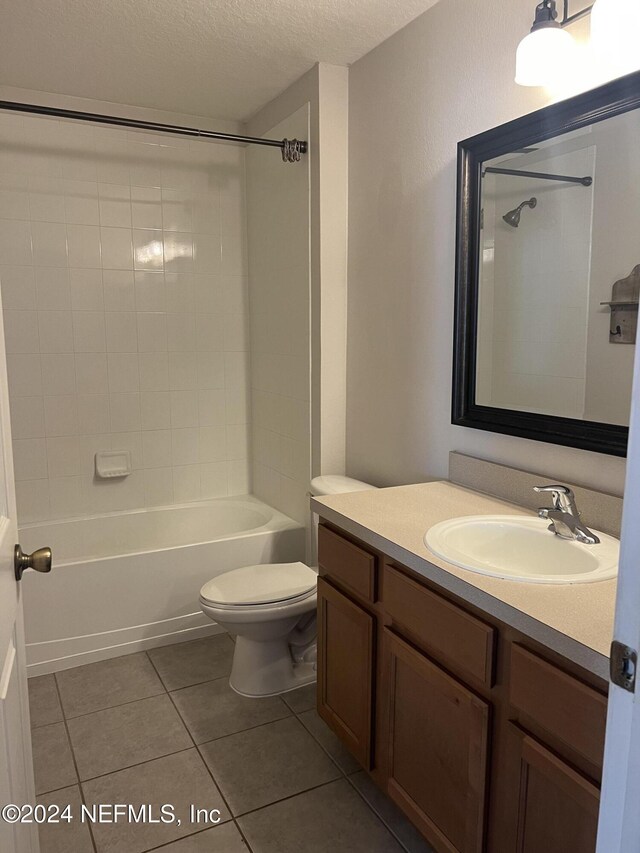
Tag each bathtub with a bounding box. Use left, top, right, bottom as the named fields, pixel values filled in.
left=20, top=496, right=305, bottom=676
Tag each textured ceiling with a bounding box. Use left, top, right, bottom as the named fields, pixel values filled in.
left=1, top=0, right=440, bottom=121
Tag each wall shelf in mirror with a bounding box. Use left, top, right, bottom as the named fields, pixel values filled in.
left=453, top=69, right=640, bottom=457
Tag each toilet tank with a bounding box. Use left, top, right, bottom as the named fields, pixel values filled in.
left=308, top=475, right=377, bottom=565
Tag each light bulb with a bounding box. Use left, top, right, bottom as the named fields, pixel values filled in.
left=591, top=0, right=640, bottom=76
left=515, top=26, right=577, bottom=87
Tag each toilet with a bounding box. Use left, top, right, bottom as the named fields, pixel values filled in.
left=199, top=475, right=376, bottom=697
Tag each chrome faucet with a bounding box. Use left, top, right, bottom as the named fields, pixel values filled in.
left=534, top=484, right=600, bottom=545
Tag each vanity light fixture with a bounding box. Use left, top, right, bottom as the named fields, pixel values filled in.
left=515, top=0, right=640, bottom=86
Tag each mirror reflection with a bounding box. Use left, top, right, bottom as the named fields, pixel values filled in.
left=475, top=109, right=640, bottom=427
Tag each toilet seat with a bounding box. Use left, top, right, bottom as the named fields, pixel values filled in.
left=200, top=562, right=317, bottom=608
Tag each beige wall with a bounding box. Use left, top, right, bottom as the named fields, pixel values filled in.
left=346, top=0, right=627, bottom=496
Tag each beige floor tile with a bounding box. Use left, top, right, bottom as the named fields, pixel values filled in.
left=298, top=709, right=361, bottom=774
left=148, top=634, right=234, bottom=691
left=200, top=716, right=341, bottom=815
left=152, top=823, right=250, bottom=852
left=28, top=675, right=63, bottom=729
left=67, top=694, right=192, bottom=780
left=170, top=677, right=290, bottom=744
left=32, top=722, right=78, bottom=795
left=56, top=653, right=165, bottom=718
left=37, top=785, right=94, bottom=853
left=281, top=682, right=317, bottom=715
left=238, top=778, right=405, bottom=853
left=82, top=749, right=231, bottom=853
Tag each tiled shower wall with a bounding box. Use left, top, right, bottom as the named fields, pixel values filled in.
left=0, top=110, right=250, bottom=523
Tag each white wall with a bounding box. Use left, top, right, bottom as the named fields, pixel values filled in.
left=0, top=93, right=250, bottom=522
left=346, top=0, right=627, bottom=496
left=246, top=106, right=311, bottom=525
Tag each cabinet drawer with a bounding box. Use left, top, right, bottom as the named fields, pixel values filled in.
left=384, top=564, right=495, bottom=687
left=318, top=525, right=376, bottom=602
left=509, top=644, right=607, bottom=768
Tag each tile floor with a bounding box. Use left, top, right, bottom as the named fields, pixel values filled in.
left=29, top=634, right=433, bottom=853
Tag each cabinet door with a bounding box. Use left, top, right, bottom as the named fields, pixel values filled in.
left=383, top=629, right=490, bottom=853
left=510, top=727, right=599, bottom=853
left=317, top=576, right=374, bottom=768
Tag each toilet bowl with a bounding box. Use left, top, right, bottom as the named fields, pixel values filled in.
left=199, top=475, right=376, bottom=697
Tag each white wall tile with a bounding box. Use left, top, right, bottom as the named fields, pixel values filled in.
left=198, top=426, right=226, bottom=463
left=171, top=427, right=198, bottom=466
left=200, top=461, right=228, bottom=499
left=0, top=266, right=36, bottom=310
left=46, top=435, right=80, bottom=478
left=142, top=429, right=172, bottom=468
left=72, top=311, right=106, bottom=352
left=49, top=476, right=84, bottom=519
left=197, top=389, right=226, bottom=427
left=37, top=310, right=73, bottom=354
left=41, top=353, right=76, bottom=396
left=15, top=479, right=50, bottom=523
left=170, top=390, right=198, bottom=428
left=228, top=459, right=250, bottom=496
left=101, top=226, right=133, bottom=269
left=77, top=394, right=111, bottom=434
left=108, top=352, right=140, bottom=392
left=105, top=311, right=137, bottom=352
left=167, top=313, right=196, bottom=352
left=1, top=113, right=252, bottom=523
left=0, top=220, right=32, bottom=265
left=43, top=395, right=78, bottom=437
left=75, top=353, right=108, bottom=394
left=64, top=180, right=99, bottom=225
left=138, top=352, right=169, bottom=390
left=109, top=392, right=141, bottom=432
left=10, top=396, right=45, bottom=439
left=13, top=438, right=48, bottom=481
left=6, top=353, right=42, bottom=397
left=168, top=351, right=197, bottom=390
left=140, top=391, right=171, bottom=430
left=103, top=269, right=135, bottom=311
left=131, top=187, right=162, bottom=229
left=67, top=224, right=101, bottom=268
left=143, top=466, right=174, bottom=506
left=5, top=310, right=38, bottom=354
left=69, top=269, right=104, bottom=310
left=134, top=271, right=166, bottom=312
left=137, top=312, right=167, bottom=351
left=133, top=229, right=164, bottom=270
left=172, top=464, right=200, bottom=503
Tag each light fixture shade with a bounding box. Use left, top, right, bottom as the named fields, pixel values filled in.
left=515, top=26, right=577, bottom=86
left=591, top=0, right=640, bottom=76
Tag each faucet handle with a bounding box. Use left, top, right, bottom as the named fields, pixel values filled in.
left=533, top=484, right=575, bottom=512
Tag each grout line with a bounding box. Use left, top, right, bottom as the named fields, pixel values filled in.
left=234, top=777, right=340, bottom=821
left=39, top=686, right=169, bottom=726
left=50, top=673, right=99, bottom=853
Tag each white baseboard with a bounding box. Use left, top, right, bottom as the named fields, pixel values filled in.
left=26, top=612, right=225, bottom=677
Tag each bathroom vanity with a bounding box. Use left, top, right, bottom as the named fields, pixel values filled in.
left=312, top=480, right=615, bottom=853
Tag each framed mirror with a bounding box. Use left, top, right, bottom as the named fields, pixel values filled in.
left=453, top=71, right=640, bottom=457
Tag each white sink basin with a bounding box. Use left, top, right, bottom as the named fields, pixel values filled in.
left=425, top=515, right=619, bottom=584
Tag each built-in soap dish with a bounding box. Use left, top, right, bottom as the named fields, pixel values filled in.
left=95, top=450, right=132, bottom=479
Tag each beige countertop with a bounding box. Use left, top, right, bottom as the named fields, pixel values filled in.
left=311, top=481, right=617, bottom=681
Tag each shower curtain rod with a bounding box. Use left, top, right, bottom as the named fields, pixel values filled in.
left=0, top=100, right=307, bottom=163
left=483, top=166, right=592, bottom=186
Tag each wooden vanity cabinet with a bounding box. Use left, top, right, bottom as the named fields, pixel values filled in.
left=316, top=522, right=607, bottom=853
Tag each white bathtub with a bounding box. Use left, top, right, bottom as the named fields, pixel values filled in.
left=20, top=496, right=305, bottom=676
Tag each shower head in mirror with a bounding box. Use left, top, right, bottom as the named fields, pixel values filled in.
left=503, top=197, right=537, bottom=228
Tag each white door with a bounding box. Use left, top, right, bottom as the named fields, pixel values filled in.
left=0, top=308, right=39, bottom=852
left=597, top=334, right=640, bottom=851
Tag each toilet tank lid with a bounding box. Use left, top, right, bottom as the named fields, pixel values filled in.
left=310, top=475, right=376, bottom=497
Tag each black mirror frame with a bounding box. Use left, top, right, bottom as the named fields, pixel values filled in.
left=453, top=70, right=640, bottom=459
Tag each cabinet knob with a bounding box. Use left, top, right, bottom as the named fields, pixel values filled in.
left=14, top=544, right=52, bottom=581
